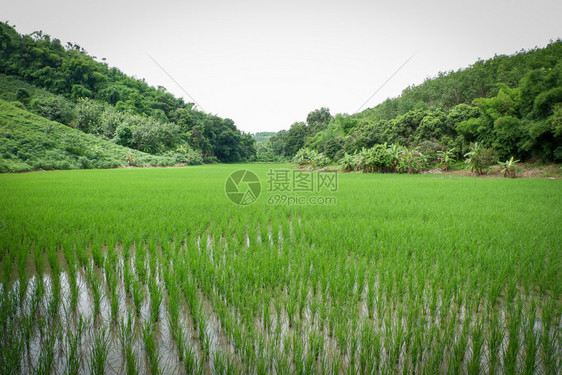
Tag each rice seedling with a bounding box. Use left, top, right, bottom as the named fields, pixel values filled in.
left=89, top=326, right=109, bottom=375
left=148, top=278, right=162, bottom=323
left=36, top=327, right=57, bottom=375
left=142, top=320, right=160, bottom=375
left=183, top=344, right=203, bottom=375
left=132, top=277, right=145, bottom=317
left=119, top=309, right=138, bottom=375
left=0, top=165, right=559, bottom=374
left=64, top=316, right=85, bottom=375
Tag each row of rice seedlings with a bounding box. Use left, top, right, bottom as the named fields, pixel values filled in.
left=119, top=309, right=139, bottom=375
left=89, top=326, right=110, bottom=375
left=142, top=320, right=161, bottom=374
left=1, top=216, right=556, bottom=374
left=176, top=210, right=561, bottom=373
left=64, top=316, right=86, bottom=375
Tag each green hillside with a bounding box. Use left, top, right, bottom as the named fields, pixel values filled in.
left=265, top=42, right=562, bottom=164
left=0, top=23, right=256, bottom=164
left=0, top=99, right=178, bottom=172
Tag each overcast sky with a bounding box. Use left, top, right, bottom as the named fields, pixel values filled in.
left=3, top=0, right=561, bottom=133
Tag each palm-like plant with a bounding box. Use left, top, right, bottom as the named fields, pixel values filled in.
left=338, top=153, right=355, bottom=171
left=399, top=147, right=424, bottom=173
left=293, top=148, right=316, bottom=165
left=498, top=157, right=521, bottom=178
left=355, top=148, right=370, bottom=173
left=311, top=153, right=330, bottom=169
left=464, top=142, right=484, bottom=175
left=437, top=148, right=456, bottom=171
left=387, top=143, right=403, bottom=172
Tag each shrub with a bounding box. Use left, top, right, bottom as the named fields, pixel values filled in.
left=0, top=158, right=33, bottom=173
left=172, top=145, right=204, bottom=165
left=293, top=148, right=329, bottom=168
left=311, top=153, right=330, bottom=169
left=76, top=98, right=105, bottom=134
left=436, top=148, right=456, bottom=171
left=15, top=88, right=31, bottom=104
left=77, top=156, right=93, bottom=169
left=61, top=133, right=86, bottom=155
left=464, top=143, right=498, bottom=175
left=10, top=101, right=26, bottom=110
left=202, top=156, right=220, bottom=164
left=498, top=157, right=522, bottom=178
left=29, top=95, right=76, bottom=125
left=338, top=153, right=356, bottom=172
left=337, top=144, right=428, bottom=173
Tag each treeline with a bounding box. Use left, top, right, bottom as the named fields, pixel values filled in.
left=0, top=23, right=255, bottom=162
left=262, top=41, right=562, bottom=164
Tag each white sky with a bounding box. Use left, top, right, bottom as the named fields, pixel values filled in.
left=2, top=0, right=561, bottom=133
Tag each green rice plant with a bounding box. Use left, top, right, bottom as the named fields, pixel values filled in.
left=89, top=327, right=109, bottom=375
left=34, top=245, right=44, bottom=276
left=0, top=294, right=24, bottom=374
left=36, top=327, right=57, bottom=375
left=125, top=342, right=138, bottom=375
left=183, top=345, right=202, bottom=375
left=0, top=164, right=560, bottom=374
left=132, top=278, right=145, bottom=317
left=213, top=351, right=227, bottom=375
left=135, top=244, right=147, bottom=284
left=17, top=250, right=28, bottom=305
left=65, top=316, right=85, bottom=375
left=47, top=270, right=61, bottom=318
left=123, top=260, right=133, bottom=297
left=148, top=278, right=162, bottom=323
left=523, top=300, right=538, bottom=374
left=67, top=265, right=79, bottom=313
left=110, top=287, right=119, bottom=324
left=488, top=310, right=504, bottom=375
left=119, top=310, right=138, bottom=375
left=88, top=265, right=103, bottom=319
left=503, top=299, right=523, bottom=374
left=91, top=242, right=105, bottom=269
left=292, top=332, right=304, bottom=375
left=142, top=320, right=160, bottom=375
left=76, top=245, right=89, bottom=269
left=467, top=318, right=484, bottom=375
left=540, top=299, right=558, bottom=375
left=2, top=252, right=11, bottom=290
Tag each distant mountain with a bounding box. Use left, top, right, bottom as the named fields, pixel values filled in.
left=252, top=132, right=276, bottom=144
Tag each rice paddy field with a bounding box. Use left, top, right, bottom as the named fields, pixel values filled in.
left=0, top=164, right=560, bottom=374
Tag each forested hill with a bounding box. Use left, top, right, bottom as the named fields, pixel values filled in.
left=0, top=22, right=255, bottom=168
left=265, top=41, right=562, bottom=163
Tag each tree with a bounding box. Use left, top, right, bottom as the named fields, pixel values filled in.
left=306, top=107, right=332, bottom=136
left=284, top=122, right=308, bottom=157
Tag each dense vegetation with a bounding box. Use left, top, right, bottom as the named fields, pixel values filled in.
left=0, top=99, right=187, bottom=172
left=0, top=23, right=256, bottom=168
left=264, top=41, right=562, bottom=166
left=0, top=165, right=560, bottom=373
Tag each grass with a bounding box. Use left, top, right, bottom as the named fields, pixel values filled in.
left=0, top=164, right=560, bottom=373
